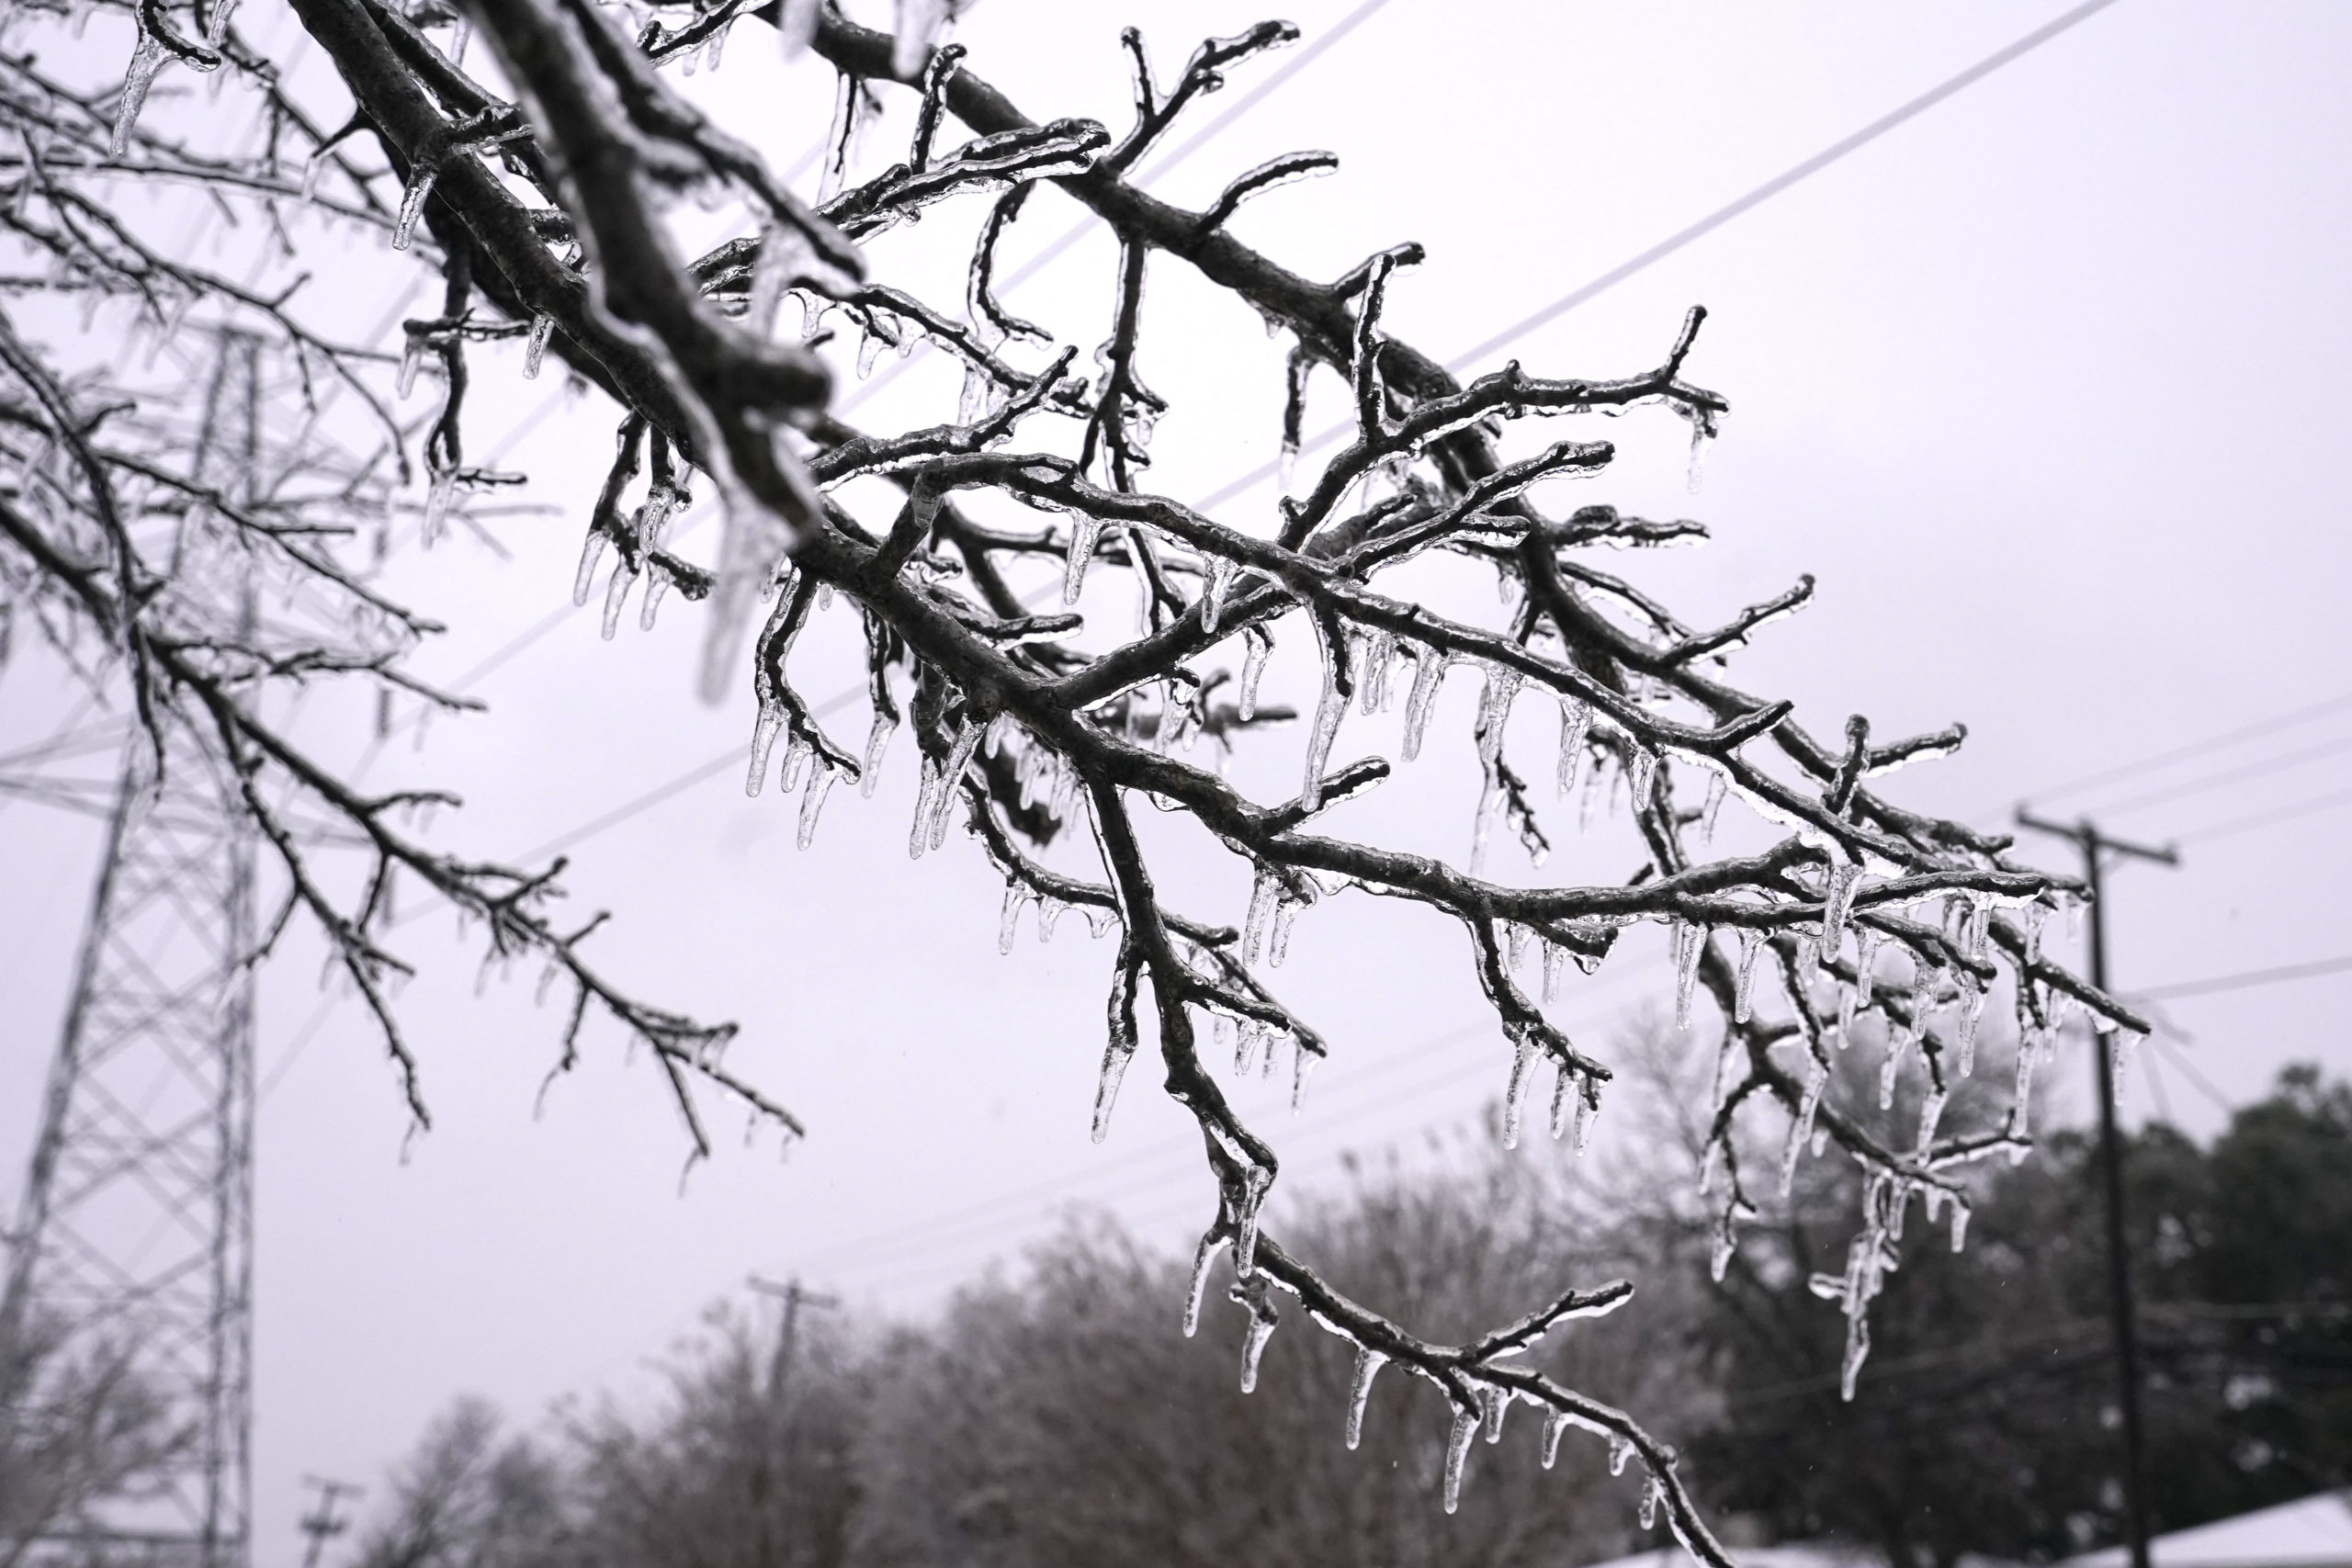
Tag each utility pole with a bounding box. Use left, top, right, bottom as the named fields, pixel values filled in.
left=2017, top=810, right=2178, bottom=1568
left=747, top=1275, right=839, bottom=1409
left=296, top=1477, right=361, bottom=1568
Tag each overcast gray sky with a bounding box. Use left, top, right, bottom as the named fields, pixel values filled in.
left=4, top=2, right=2350, bottom=1562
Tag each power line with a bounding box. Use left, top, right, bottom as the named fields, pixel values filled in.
left=2020, top=687, right=2352, bottom=809
left=1191, top=0, right=2129, bottom=514
left=2074, top=728, right=2352, bottom=819
left=2134, top=952, right=2352, bottom=1002
left=2174, top=783, right=2352, bottom=846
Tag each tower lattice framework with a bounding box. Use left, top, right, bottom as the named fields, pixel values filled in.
left=3, top=335, right=266, bottom=1568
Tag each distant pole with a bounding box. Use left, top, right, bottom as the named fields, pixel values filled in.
left=747, top=1276, right=839, bottom=1411
left=297, top=1476, right=361, bottom=1568
left=2018, top=810, right=2177, bottom=1568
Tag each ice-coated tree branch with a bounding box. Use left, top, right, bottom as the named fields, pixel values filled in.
left=0, top=0, right=2168, bottom=1548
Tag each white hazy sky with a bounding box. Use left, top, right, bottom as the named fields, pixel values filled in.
left=5, top=2, right=2351, bottom=1562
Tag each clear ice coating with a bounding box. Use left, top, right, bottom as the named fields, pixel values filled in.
left=1344, top=1347, right=1385, bottom=1450
left=1442, top=1404, right=1478, bottom=1514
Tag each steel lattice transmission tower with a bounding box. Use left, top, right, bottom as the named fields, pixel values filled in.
left=1, top=335, right=267, bottom=1568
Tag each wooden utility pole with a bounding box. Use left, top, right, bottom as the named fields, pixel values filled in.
left=296, top=1476, right=360, bottom=1568
left=747, top=1276, right=839, bottom=1410
left=2017, top=810, right=2177, bottom=1568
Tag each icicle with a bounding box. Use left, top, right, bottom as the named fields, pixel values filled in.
left=1711, top=1208, right=1738, bottom=1282
left=1442, top=1404, right=1477, bottom=1514
left=1237, top=1303, right=1275, bottom=1393
left=1501, top=1034, right=1538, bottom=1149
left=1950, top=1200, right=1971, bottom=1253
left=639, top=569, right=672, bottom=632
left=1291, top=1043, right=1316, bottom=1111
left=300, top=147, right=330, bottom=203
left=1820, top=860, right=1861, bottom=956
left=1238, top=627, right=1271, bottom=721
left=1956, top=979, right=1987, bottom=1077
left=1639, top=1475, right=1662, bottom=1531
left=396, top=332, right=426, bottom=400
left=907, top=758, right=940, bottom=860
left=1625, top=744, right=1657, bottom=808
left=1914, top=1085, right=1949, bottom=1157
left=998, top=882, right=1027, bottom=953
left=2109, top=1024, right=2143, bottom=1094
left=1548, top=1062, right=1577, bottom=1142
left=1091, top=1039, right=1134, bottom=1145
left=860, top=711, right=897, bottom=795
left=1541, top=939, right=1566, bottom=1003
left=1061, top=512, right=1102, bottom=604
left=777, top=736, right=812, bottom=796
left=392, top=164, right=437, bottom=252
left=775, top=0, right=819, bottom=55
left=1879, top=1028, right=1907, bottom=1111
left=2011, top=1032, right=2039, bottom=1135
left=523, top=313, right=554, bottom=378
left=1674, top=922, right=1705, bottom=1030
left=1781, top=1055, right=1828, bottom=1197
left=796, top=762, right=835, bottom=849
left=1701, top=768, right=1728, bottom=843
left=890, top=0, right=952, bottom=76
left=1267, top=897, right=1300, bottom=968
left=108, top=37, right=166, bottom=161
left=927, top=720, right=983, bottom=851
left=1231, top=1165, right=1271, bottom=1279
left=1734, top=928, right=1765, bottom=1022
left=1854, top=928, right=1883, bottom=1004
left=1202, top=556, right=1238, bottom=636
left=1511, top=1404, right=1553, bottom=1469
left=1182, top=1235, right=1221, bottom=1337
left=1242, top=868, right=1278, bottom=966
left=1401, top=650, right=1448, bottom=761
left=745, top=705, right=784, bottom=797
left=1344, top=1348, right=1385, bottom=1450
left=572, top=529, right=608, bottom=607
left=421, top=469, right=457, bottom=547
left=1301, top=627, right=1347, bottom=795
left=1556, top=696, right=1591, bottom=797
left=1481, top=1384, right=1510, bottom=1444
left=600, top=560, right=636, bottom=639
left=1572, top=1077, right=1597, bottom=1155
left=1609, top=1435, right=1634, bottom=1477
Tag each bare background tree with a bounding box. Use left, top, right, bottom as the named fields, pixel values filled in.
left=0, top=0, right=2175, bottom=1551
